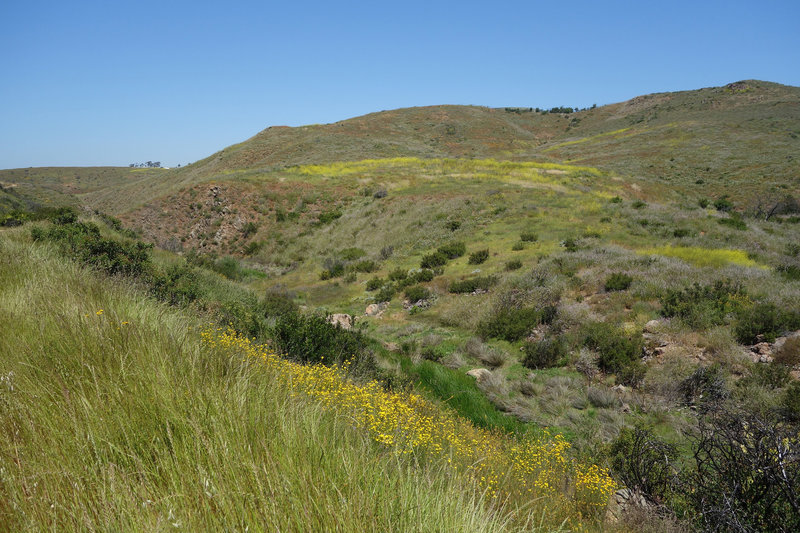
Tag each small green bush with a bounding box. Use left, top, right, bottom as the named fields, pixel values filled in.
left=316, top=210, right=343, bottom=225
left=660, top=280, right=744, bottom=329
left=714, top=196, right=734, bottom=212
left=631, top=200, right=647, bottom=209
left=673, top=228, right=691, bottom=238
left=437, top=241, right=466, bottom=259
left=562, top=238, right=578, bottom=252
left=604, top=272, right=633, bottom=291
left=340, top=247, right=367, bottom=261
left=781, top=381, right=800, bottom=423
left=610, top=196, right=623, bottom=204
left=446, top=220, right=461, bottom=231
left=735, top=303, right=800, bottom=344
left=375, top=285, right=396, bottom=303
left=698, top=198, right=710, bottom=209
left=479, top=306, right=555, bottom=342
left=242, top=221, right=259, bottom=238
left=511, top=241, right=525, bottom=251
left=505, top=259, right=522, bottom=271
left=149, top=264, right=201, bottom=306
left=718, top=216, right=747, bottom=230
left=520, top=232, right=538, bottom=242
left=582, top=322, right=643, bottom=375
left=521, top=337, right=567, bottom=369
left=448, top=276, right=496, bottom=294
left=351, top=259, right=378, bottom=273
left=388, top=268, right=408, bottom=281
left=468, top=249, right=489, bottom=265
left=404, top=285, right=430, bottom=302
left=365, top=278, right=385, bottom=291
left=420, top=251, right=448, bottom=269
left=412, top=269, right=435, bottom=283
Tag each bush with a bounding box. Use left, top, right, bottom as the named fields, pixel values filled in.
left=698, top=198, right=710, bottom=209
left=522, top=337, right=567, bottom=369
left=511, top=241, right=525, bottom=251
left=448, top=276, right=496, bottom=294
left=365, top=277, right=384, bottom=291
left=316, top=210, right=342, bottom=225
left=774, top=336, right=800, bottom=367
left=149, top=264, right=202, bottom=306
left=340, top=247, right=367, bottom=261
left=437, top=241, right=466, bottom=259
left=673, top=228, right=691, bottom=238
left=586, top=386, right=620, bottom=408
left=375, top=285, right=396, bottom=303
left=660, top=280, right=744, bottom=330
left=505, top=259, right=522, bottom=271
left=372, top=188, right=387, bottom=199
left=718, top=216, right=747, bottom=230
left=260, top=286, right=299, bottom=318
left=242, top=221, right=259, bottom=238
left=609, top=426, right=678, bottom=505
left=388, top=268, right=407, bottom=281
left=679, top=365, right=728, bottom=408
left=412, top=269, right=435, bottom=283
left=604, top=272, right=633, bottom=291
left=632, top=200, right=647, bottom=209
left=404, top=285, right=430, bottom=302
left=781, top=381, right=800, bottom=423
left=520, top=232, right=538, bottom=242
left=562, top=238, right=578, bottom=252
left=446, top=220, right=461, bottom=231
left=735, top=302, right=800, bottom=344
left=610, top=196, right=623, bottom=204
left=420, top=251, right=448, bottom=269
left=271, top=311, right=373, bottom=370
left=479, top=306, right=555, bottom=342
left=214, top=256, right=244, bottom=280
left=713, top=196, right=733, bottom=212
left=351, top=259, right=378, bottom=273
left=467, top=249, right=489, bottom=265
left=582, top=322, right=643, bottom=375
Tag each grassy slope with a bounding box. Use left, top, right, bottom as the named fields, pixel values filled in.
left=0, top=230, right=518, bottom=532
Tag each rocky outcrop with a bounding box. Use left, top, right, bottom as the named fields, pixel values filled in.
left=466, top=368, right=492, bottom=383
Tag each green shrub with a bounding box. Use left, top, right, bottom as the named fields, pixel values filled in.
left=777, top=263, right=800, bottom=280
left=448, top=276, right=496, bottom=294
left=467, top=249, right=489, bottom=265
left=388, top=268, right=408, bottom=281
left=660, top=280, right=744, bottom=329
left=520, top=232, right=538, bottom=242
left=242, top=221, right=259, bottom=238
left=214, top=256, right=244, bottom=280
left=609, top=426, right=678, bottom=505
left=365, top=277, right=385, bottom=291
left=673, top=228, right=691, bottom=238
left=718, top=216, right=747, bottom=230
left=610, top=196, right=623, bottom=204
left=412, top=269, right=435, bottom=283
left=698, top=198, right=710, bottom=209
left=437, top=241, right=466, bottom=259
left=375, top=285, right=396, bottom=303
left=271, top=311, right=373, bottom=370
left=582, top=322, right=643, bottom=375
left=781, top=381, right=800, bottom=423
left=404, top=285, right=431, bottom=302
left=340, top=247, right=367, bottom=261
left=604, top=272, right=633, bottom=291
left=479, top=306, right=555, bottom=342
left=632, top=200, right=647, bottom=209
left=562, top=238, right=578, bottom=252
left=679, top=365, right=729, bottom=408
left=420, top=251, right=448, bottom=269
left=446, top=220, right=461, bottom=231
left=316, top=210, right=342, bottom=225
left=351, top=259, right=378, bottom=273
left=521, top=337, right=567, bottom=369
left=505, top=259, right=522, bottom=271
left=149, top=264, right=202, bottom=306
left=735, top=303, right=800, bottom=344
left=260, top=286, right=299, bottom=318
left=714, top=196, right=734, bottom=212
left=511, top=241, right=525, bottom=251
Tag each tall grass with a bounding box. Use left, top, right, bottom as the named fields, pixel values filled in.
left=0, top=232, right=525, bottom=531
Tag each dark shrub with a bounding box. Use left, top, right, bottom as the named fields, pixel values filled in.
left=388, top=268, right=408, bottom=281
left=679, top=365, right=728, bottom=409
left=351, top=259, right=378, bottom=273
left=582, top=322, right=643, bottom=375
left=511, top=241, right=525, bottom=251
left=214, top=256, right=244, bottom=280
left=260, top=286, right=299, bottom=318
left=373, top=188, right=387, bottom=199
left=673, top=228, right=691, bottom=238
left=604, top=272, right=633, bottom=291
left=505, top=259, right=522, bottom=271
left=522, top=337, right=567, bottom=369
left=781, top=381, right=800, bottom=423
left=271, top=311, right=373, bottom=369
left=316, top=210, right=342, bottom=225
left=365, top=277, right=384, bottom=291
left=735, top=302, right=800, bottom=344
left=149, top=264, right=201, bottom=306
left=698, top=198, right=710, bottom=208
left=404, top=285, right=430, bottom=302
left=660, top=280, right=744, bottom=329
left=437, top=241, right=466, bottom=259
left=420, top=251, right=448, bottom=269
left=632, top=200, right=647, bottom=209
left=562, top=238, right=578, bottom=252
left=520, top=232, right=538, bottom=242
left=340, top=247, right=367, bottom=261
left=375, top=285, right=396, bottom=303
left=610, top=196, right=623, bottom=204
left=412, top=269, right=435, bottom=283
left=479, top=306, right=554, bottom=342
left=609, top=426, right=678, bottom=505
left=52, top=206, right=78, bottom=225
left=713, top=196, right=733, bottom=212
left=448, top=276, right=496, bottom=294
left=468, top=249, right=489, bottom=265
left=242, top=221, right=259, bottom=238
left=446, top=220, right=461, bottom=231
left=718, top=216, right=747, bottom=230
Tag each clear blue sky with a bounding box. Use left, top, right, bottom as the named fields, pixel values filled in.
left=1, top=0, right=798, bottom=169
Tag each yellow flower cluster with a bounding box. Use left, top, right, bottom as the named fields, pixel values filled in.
left=201, top=327, right=616, bottom=520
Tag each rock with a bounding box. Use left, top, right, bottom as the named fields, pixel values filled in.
left=606, top=488, right=651, bottom=522
left=365, top=303, right=387, bottom=317
left=612, top=384, right=629, bottom=394
left=750, top=342, right=773, bottom=363
left=328, top=314, right=353, bottom=330
left=621, top=403, right=632, bottom=414
left=466, top=368, right=492, bottom=383
left=643, top=319, right=663, bottom=334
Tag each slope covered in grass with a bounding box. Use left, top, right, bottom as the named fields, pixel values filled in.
left=0, top=231, right=538, bottom=531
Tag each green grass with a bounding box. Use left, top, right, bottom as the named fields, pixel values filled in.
left=637, top=245, right=761, bottom=268
left=0, top=231, right=529, bottom=532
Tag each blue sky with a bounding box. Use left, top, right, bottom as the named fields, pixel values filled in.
left=1, top=0, right=798, bottom=169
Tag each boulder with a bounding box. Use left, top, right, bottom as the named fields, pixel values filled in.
left=466, top=368, right=492, bottom=383
left=328, top=314, right=353, bottom=330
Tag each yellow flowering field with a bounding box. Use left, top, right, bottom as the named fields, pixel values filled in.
left=201, top=327, right=616, bottom=525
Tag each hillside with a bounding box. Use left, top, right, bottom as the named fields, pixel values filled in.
left=2, top=79, right=800, bottom=531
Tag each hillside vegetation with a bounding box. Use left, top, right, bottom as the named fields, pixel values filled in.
left=2, top=79, right=800, bottom=531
